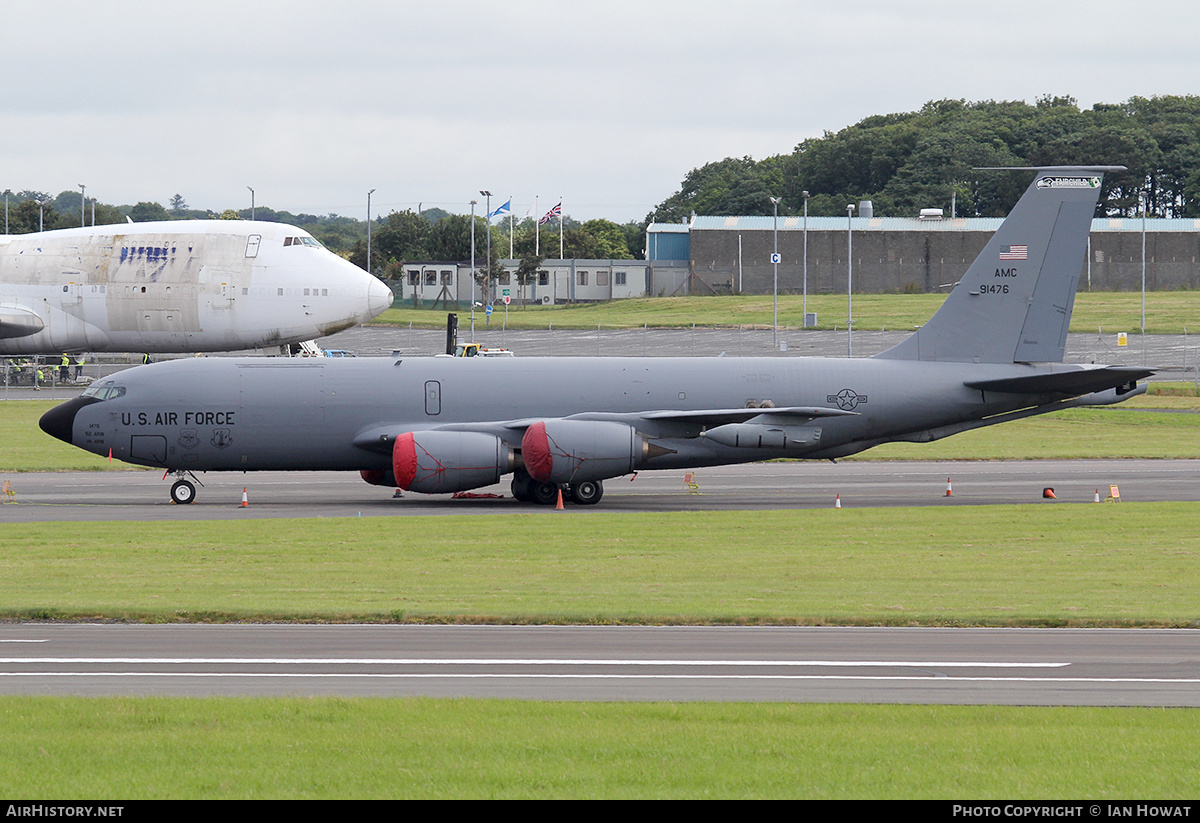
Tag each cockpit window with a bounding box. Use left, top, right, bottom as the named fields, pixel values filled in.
left=81, top=382, right=126, bottom=401
left=283, top=236, right=323, bottom=248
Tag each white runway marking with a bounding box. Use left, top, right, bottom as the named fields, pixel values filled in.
left=0, top=657, right=1069, bottom=668
left=1, top=673, right=1198, bottom=686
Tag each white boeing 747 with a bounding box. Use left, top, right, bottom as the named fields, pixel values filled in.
left=0, top=220, right=393, bottom=354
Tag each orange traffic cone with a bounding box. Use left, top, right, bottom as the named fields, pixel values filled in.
left=944, top=477, right=953, bottom=497
left=835, top=494, right=842, bottom=509
left=1042, top=487, right=1056, bottom=499
left=240, top=488, right=249, bottom=508
left=1094, top=489, right=1101, bottom=503
left=555, top=488, right=564, bottom=510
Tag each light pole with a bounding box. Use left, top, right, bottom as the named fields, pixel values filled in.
left=847, top=203, right=855, bottom=357
left=470, top=199, right=478, bottom=338
left=769, top=196, right=781, bottom=349
left=247, top=186, right=255, bottom=222
left=480, top=190, right=492, bottom=305
left=367, top=189, right=376, bottom=276
left=79, top=184, right=86, bottom=227
left=1141, top=193, right=1147, bottom=366
left=802, top=190, right=810, bottom=327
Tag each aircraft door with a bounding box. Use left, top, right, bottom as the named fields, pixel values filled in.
left=200, top=267, right=234, bottom=309
left=245, top=235, right=261, bottom=258
left=61, top=276, right=83, bottom=307
left=425, top=381, right=441, bottom=415
left=129, top=435, right=168, bottom=465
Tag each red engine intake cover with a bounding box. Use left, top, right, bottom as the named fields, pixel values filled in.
left=393, top=433, right=420, bottom=489
left=521, top=421, right=553, bottom=481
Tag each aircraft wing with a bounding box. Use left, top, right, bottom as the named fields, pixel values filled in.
left=501, top=406, right=856, bottom=437
left=0, top=304, right=45, bottom=339
left=964, top=366, right=1153, bottom=396
left=352, top=406, right=856, bottom=454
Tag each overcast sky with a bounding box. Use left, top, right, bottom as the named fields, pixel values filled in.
left=4, top=0, right=1197, bottom=224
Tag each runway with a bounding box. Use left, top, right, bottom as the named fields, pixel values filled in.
left=2, top=459, right=1197, bottom=521
left=1, top=624, right=1198, bottom=705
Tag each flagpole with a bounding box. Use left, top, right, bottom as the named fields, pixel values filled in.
left=509, top=195, right=514, bottom=260
left=535, top=195, right=540, bottom=257
left=558, top=195, right=564, bottom=260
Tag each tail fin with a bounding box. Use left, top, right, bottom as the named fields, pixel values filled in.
left=876, top=166, right=1120, bottom=364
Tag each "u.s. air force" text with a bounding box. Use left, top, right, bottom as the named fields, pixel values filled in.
left=120, top=411, right=236, bottom=426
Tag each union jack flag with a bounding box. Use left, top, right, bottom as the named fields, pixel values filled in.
left=999, top=244, right=1028, bottom=260
left=539, top=203, right=562, bottom=224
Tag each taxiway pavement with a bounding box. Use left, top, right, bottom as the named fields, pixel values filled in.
left=2, top=459, right=1195, bottom=522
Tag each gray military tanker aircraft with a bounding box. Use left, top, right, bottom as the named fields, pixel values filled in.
left=41, top=167, right=1152, bottom=506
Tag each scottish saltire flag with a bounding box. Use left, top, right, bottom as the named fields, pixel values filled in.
left=488, top=199, right=511, bottom=219
left=539, top=202, right=562, bottom=224
left=999, top=244, right=1028, bottom=260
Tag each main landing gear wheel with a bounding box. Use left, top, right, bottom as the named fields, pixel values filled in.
left=531, top=481, right=561, bottom=506
left=170, top=479, right=196, bottom=505
left=511, top=473, right=535, bottom=502
left=568, top=480, right=604, bottom=505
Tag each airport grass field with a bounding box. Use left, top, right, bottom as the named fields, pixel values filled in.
left=2, top=698, right=1196, bottom=799
left=376, top=290, right=1200, bottom=335
left=3, top=379, right=1200, bottom=798
left=1, top=503, right=1199, bottom=625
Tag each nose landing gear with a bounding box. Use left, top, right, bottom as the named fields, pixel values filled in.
left=166, top=470, right=203, bottom=504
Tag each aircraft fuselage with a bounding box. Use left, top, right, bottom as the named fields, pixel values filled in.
left=40, top=354, right=1141, bottom=479
left=0, top=220, right=393, bottom=354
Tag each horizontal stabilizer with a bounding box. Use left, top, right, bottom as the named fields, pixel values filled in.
left=964, top=366, right=1153, bottom=396
left=0, top=304, right=45, bottom=339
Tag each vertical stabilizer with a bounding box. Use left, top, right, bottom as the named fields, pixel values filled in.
left=876, top=167, right=1119, bottom=364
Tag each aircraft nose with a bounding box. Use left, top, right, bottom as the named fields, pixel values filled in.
left=38, top=396, right=98, bottom=445
left=367, top=276, right=394, bottom=318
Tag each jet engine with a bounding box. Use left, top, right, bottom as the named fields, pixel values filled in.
left=392, top=431, right=516, bottom=494
left=359, top=468, right=398, bottom=487
left=521, top=420, right=650, bottom=484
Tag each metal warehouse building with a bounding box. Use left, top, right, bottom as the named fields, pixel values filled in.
left=647, top=215, right=1200, bottom=295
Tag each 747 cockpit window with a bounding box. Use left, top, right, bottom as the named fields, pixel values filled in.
left=81, top=382, right=126, bottom=401
left=283, top=236, right=324, bottom=248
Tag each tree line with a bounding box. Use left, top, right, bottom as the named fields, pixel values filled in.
left=0, top=189, right=377, bottom=255
left=647, top=95, right=1200, bottom=221
left=0, top=189, right=646, bottom=274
